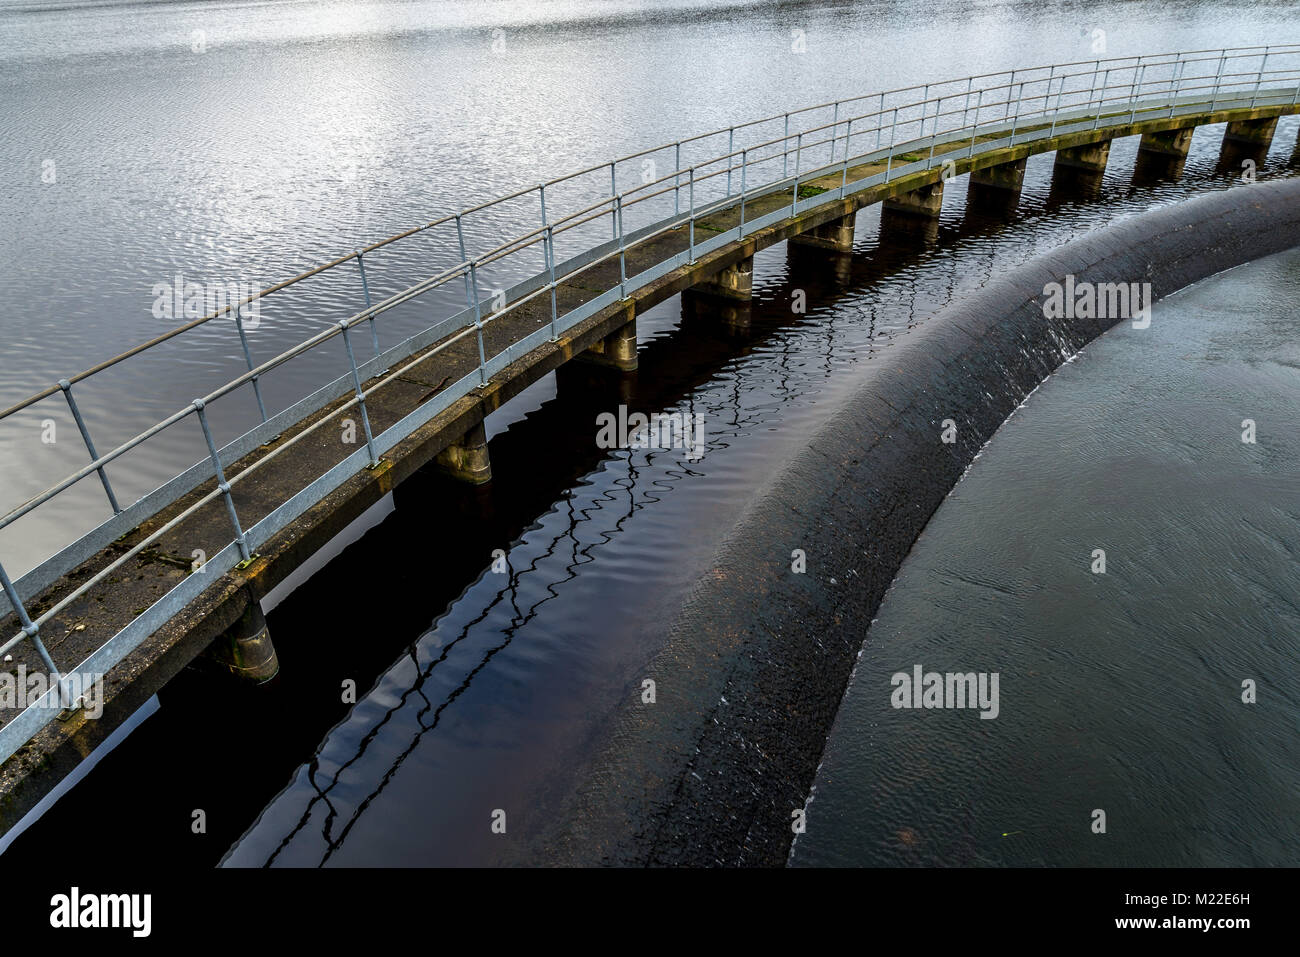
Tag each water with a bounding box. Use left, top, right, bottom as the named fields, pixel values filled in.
left=1, top=0, right=1297, bottom=867
left=791, top=248, right=1300, bottom=867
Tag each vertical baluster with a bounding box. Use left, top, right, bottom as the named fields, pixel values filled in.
left=0, top=559, right=61, bottom=687
left=193, top=399, right=251, bottom=562
left=783, top=114, right=790, bottom=176
left=233, top=309, right=269, bottom=424
left=609, top=163, right=618, bottom=239
left=726, top=127, right=735, bottom=196
left=337, top=323, right=379, bottom=468
left=790, top=132, right=803, bottom=215
left=466, top=261, right=487, bottom=386
left=674, top=142, right=681, bottom=216
left=545, top=225, right=559, bottom=340
left=688, top=167, right=696, bottom=263
left=355, top=251, right=380, bottom=361
left=615, top=195, right=627, bottom=299
left=841, top=117, right=853, bottom=197
left=59, top=378, right=121, bottom=513
left=739, top=150, right=747, bottom=236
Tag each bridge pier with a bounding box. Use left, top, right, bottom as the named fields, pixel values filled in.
left=435, top=420, right=493, bottom=485
left=1139, top=125, right=1195, bottom=159
left=880, top=179, right=944, bottom=246
left=789, top=211, right=857, bottom=253
left=883, top=179, right=945, bottom=218
left=1054, top=139, right=1112, bottom=174
left=1135, top=125, right=1196, bottom=180
left=207, top=597, right=279, bottom=683
left=684, top=254, right=754, bottom=332
left=693, top=255, right=753, bottom=300
left=572, top=316, right=638, bottom=372
left=1223, top=116, right=1279, bottom=149
left=967, top=156, right=1027, bottom=218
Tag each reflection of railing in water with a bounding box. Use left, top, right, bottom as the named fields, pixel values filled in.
left=3, top=43, right=1300, bottom=768
left=257, top=425, right=750, bottom=867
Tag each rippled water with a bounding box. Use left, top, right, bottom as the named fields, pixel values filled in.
left=791, top=247, right=1300, bottom=868
left=2, top=0, right=1298, bottom=867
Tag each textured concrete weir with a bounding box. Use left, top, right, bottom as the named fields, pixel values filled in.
left=546, top=176, right=1300, bottom=867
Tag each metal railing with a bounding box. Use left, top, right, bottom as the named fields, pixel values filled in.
left=1, top=44, right=1298, bottom=761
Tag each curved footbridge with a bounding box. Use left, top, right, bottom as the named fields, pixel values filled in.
left=1, top=45, right=1298, bottom=835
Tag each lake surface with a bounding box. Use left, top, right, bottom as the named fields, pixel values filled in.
left=1, top=0, right=1297, bottom=867
left=791, top=247, right=1300, bottom=867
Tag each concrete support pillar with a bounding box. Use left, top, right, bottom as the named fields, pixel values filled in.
left=970, top=156, right=1028, bottom=194
left=1135, top=126, right=1195, bottom=182
left=1054, top=139, right=1112, bottom=174
left=435, top=420, right=492, bottom=485
left=1139, top=125, right=1195, bottom=158
left=789, top=210, right=857, bottom=253
left=967, top=156, right=1027, bottom=219
left=882, top=179, right=944, bottom=218
left=1224, top=116, right=1278, bottom=148
left=209, top=598, right=279, bottom=683
left=573, top=316, right=638, bottom=372
left=555, top=359, right=635, bottom=406
left=693, top=255, right=753, bottom=301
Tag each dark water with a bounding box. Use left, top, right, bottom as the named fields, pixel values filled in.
left=2, top=0, right=1298, bottom=867
left=791, top=247, right=1300, bottom=868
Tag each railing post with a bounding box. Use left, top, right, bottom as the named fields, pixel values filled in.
left=1129, top=58, right=1146, bottom=123
left=876, top=92, right=885, bottom=149
left=928, top=94, right=939, bottom=161
left=726, top=127, right=735, bottom=196
left=886, top=109, right=897, bottom=181
left=831, top=101, right=839, bottom=163
left=1251, top=47, right=1270, bottom=107
left=609, top=163, right=618, bottom=239
left=233, top=309, right=269, bottom=424
left=739, top=149, right=748, bottom=236
left=538, top=184, right=550, bottom=272
left=688, top=166, right=696, bottom=263
left=783, top=114, right=790, bottom=176
left=455, top=213, right=473, bottom=308
left=58, top=378, right=121, bottom=513
left=355, top=251, right=380, bottom=360
left=615, top=194, right=628, bottom=299
left=1009, top=80, right=1025, bottom=142
left=969, top=89, right=983, bottom=157
left=468, top=261, right=488, bottom=386
left=1049, top=73, right=1064, bottom=136
left=674, top=142, right=681, bottom=216
left=1092, top=69, right=1111, bottom=130
left=337, top=322, right=380, bottom=467
left=790, top=132, right=803, bottom=215
left=545, top=225, right=559, bottom=340
left=841, top=117, right=853, bottom=197
left=0, top=559, right=63, bottom=699
left=1209, top=51, right=1226, bottom=113
left=193, top=399, right=251, bottom=562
